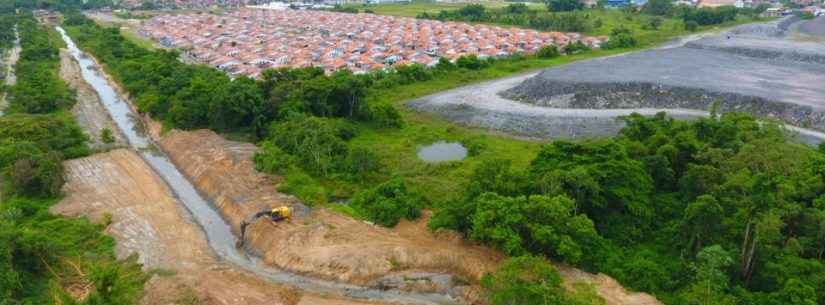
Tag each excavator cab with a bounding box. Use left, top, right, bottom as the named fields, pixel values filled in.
left=269, top=206, right=291, bottom=222
left=237, top=206, right=292, bottom=248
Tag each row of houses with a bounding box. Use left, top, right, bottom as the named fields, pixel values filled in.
left=140, top=8, right=605, bottom=77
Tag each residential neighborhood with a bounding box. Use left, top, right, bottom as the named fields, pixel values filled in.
left=140, top=8, right=605, bottom=77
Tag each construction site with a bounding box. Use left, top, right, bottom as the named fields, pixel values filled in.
left=5, top=4, right=825, bottom=305
left=43, top=21, right=661, bottom=305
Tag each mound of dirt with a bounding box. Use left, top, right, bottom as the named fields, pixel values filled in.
left=146, top=126, right=500, bottom=299
left=53, top=149, right=385, bottom=305
left=141, top=120, right=663, bottom=305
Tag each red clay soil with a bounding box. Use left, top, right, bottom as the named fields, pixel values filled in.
left=52, top=149, right=394, bottom=305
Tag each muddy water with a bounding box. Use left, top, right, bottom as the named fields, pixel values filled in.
left=56, top=26, right=462, bottom=305
left=418, top=142, right=467, bottom=162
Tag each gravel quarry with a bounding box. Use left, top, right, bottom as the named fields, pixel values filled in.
left=411, top=16, right=825, bottom=143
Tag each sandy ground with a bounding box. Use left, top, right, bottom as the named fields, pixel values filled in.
left=53, top=149, right=393, bottom=305
left=59, top=49, right=127, bottom=150
left=143, top=121, right=661, bottom=305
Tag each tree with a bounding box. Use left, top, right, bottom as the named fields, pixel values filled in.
left=458, top=4, right=486, bottom=21
left=505, top=3, right=530, bottom=14
left=680, top=245, right=736, bottom=305
left=545, top=0, right=584, bottom=11
left=643, top=0, right=674, bottom=16
left=267, top=116, right=348, bottom=176
left=470, top=193, right=602, bottom=264
left=351, top=177, right=421, bottom=227
left=681, top=195, right=724, bottom=253
left=602, top=26, right=638, bottom=49
left=778, top=279, right=817, bottom=305
left=481, top=256, right=567, bottom=305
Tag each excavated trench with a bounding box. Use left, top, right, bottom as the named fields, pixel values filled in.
left=56, top=26, right=463, bottom=305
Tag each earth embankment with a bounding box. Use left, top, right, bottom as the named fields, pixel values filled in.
left=53, top=149, right=391, bottom=305
left=141, top=119, right=662, bottom=305
left=144, top=123, right=501, bottom=302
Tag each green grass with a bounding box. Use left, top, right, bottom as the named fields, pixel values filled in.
left=89, top=15, right=157, bottom=50
left=277, top=10, right=767, bottom=208
left=349, top=1, right=544, bottom=17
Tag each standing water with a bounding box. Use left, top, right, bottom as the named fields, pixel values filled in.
left=418, top=142, right=468, bottom=162
left=55, top=26, right=462, bottom=305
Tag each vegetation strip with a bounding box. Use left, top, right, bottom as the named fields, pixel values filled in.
left=0, top=12, right=147, bottom=305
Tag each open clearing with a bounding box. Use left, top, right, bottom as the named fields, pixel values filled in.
left=411, top=16, right=825, bottom=142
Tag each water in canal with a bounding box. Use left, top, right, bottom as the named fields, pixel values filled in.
left=56, top=26, right=461, bottom=305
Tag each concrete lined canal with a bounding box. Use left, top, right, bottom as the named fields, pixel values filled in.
left=56, top=26, right=462, bottom=305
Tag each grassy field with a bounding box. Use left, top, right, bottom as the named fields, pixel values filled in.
left=350, top=1, right=545, bottom=17
left=87, top=13, right=157, bottom=50
left=278, top=6, right=766, bottom=206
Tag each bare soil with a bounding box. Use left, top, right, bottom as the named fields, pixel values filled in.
left=143, top=120, right=663, bottom=305
left=59, top=49, right=127, bottom=150
left=53, top=149, right=390, bottom=305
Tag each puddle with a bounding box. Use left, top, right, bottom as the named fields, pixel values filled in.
left=417, top=142, right=467, bottom=162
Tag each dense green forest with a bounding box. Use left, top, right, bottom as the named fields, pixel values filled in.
left=7, top=15, right=75, bottom=114
left=0, top=13, right=147, bottom=304
left=430, top=112, right=825, bottom=305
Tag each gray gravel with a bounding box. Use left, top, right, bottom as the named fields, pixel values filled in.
left=410, top=17, right=825, bottom=144
left=798, top=16, right=825, bottom=37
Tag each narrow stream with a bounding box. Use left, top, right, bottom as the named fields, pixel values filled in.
left=56, top=26, right=462, bottom=305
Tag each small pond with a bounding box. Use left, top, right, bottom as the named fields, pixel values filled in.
left=417, top=141, right=468, bottom=162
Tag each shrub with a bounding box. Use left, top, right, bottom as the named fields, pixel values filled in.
left=368, top=103, right=403, bottom=128
left=101, top=128, right=115, bottom=144
left=456, top=55, right=485, bottom=70
left=602, top=26, right=638, bottom=49
left=253, top=141, right=296, bottom=175
left=351, top=177, right=421, bottom=227
left=481, top=256, right=567, bottom=305
left=537, top=45, right=561, bottom=59
left=685, top=20, right=699, bottom=31
left=563, top=40, right=591, bottom=54
left=344, top=146, right=381, bottom=179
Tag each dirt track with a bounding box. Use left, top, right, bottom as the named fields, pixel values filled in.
left=59, top=48, right=126, bottom=149
left=54, top=149, right=394, bottom=305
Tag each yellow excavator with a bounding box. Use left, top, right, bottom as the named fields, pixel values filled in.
left=237, top=206, right=291, bottom=248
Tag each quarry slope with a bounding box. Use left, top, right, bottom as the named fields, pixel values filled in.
left=411, top=17, right=825, bottom=143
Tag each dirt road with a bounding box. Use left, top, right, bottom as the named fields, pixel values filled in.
left=53, top=149, right=391, bottom=305
left=59, top=48, right=127, bottom=149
